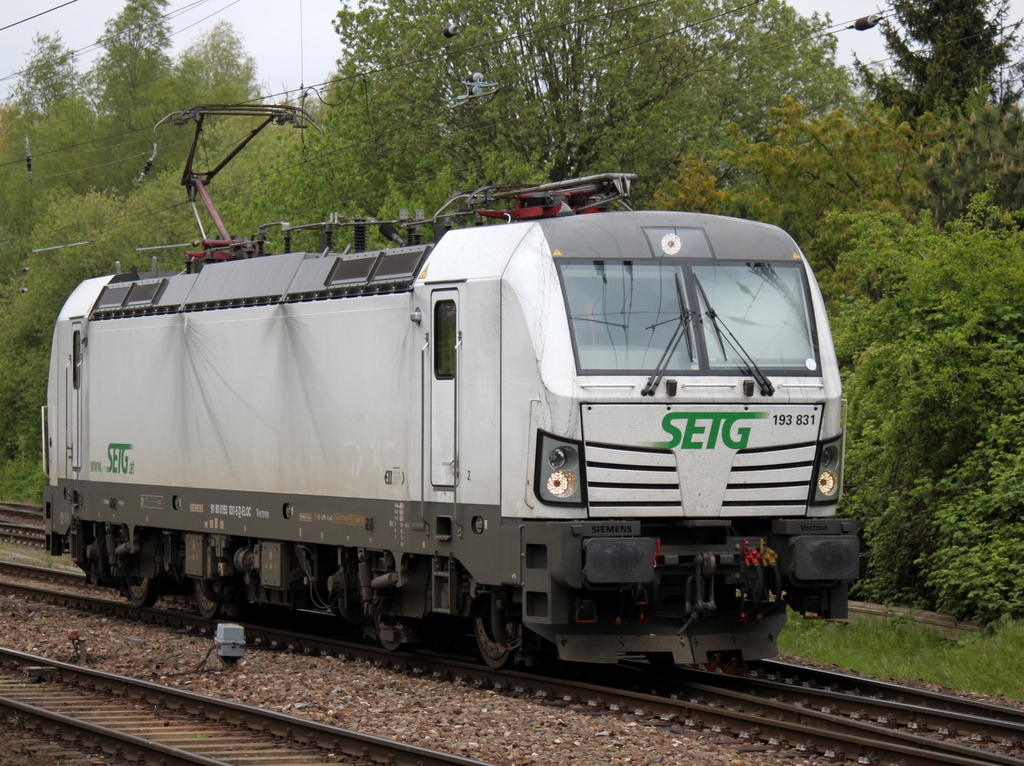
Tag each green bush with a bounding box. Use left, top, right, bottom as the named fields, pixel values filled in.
left=835, top=198, right=1024, bottom=622
left=0, top=458, right=45, bottom=504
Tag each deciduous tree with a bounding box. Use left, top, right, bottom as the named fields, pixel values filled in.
left=12, top=33, right=79, bottom=117
left=833, top=198, right=1024, bottom=621
left=722, top=100, right=933, bottom=276
left=297, top=0, right=853, bottom=218
left=90, top=0, right=173, bottom=131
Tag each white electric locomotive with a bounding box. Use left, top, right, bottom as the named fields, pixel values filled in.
left=42, top=108, right=857, bottom=668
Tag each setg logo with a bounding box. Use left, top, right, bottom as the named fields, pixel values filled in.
left=106, top=443, right=134, bottom=474
left=651, top=412, right=767, bottom=450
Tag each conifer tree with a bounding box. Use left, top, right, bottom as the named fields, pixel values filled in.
left=857, top=0, right=1022, bottom=117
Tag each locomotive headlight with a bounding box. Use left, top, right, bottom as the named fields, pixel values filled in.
left=547, top=470, right=579, bottom=498
left=817, top=469, right=838, bottom=496
left=548, top=446, right=577, bottom=470
left=811, top=433, right=845, bottom=504
left=820, top=445, right=839, bottom=469
left=535, top=431, right=587, bottom=506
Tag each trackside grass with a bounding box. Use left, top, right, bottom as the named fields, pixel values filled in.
left=0, top=541, right=78, bottom=571
left=779, top=611, right=1024, bottom=701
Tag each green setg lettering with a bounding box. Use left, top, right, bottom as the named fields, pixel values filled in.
left=650, top=412, right=767, bottom=450
left=106, top=443, right=133, bottom=474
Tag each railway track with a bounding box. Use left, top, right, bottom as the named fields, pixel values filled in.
left=752, top=658, right=1024, bottom=731
left=0, top=645, right=494, bottom=766
left=0, top=502, right=45, bottom=548
left=1, top=560, right=1022, bottom=765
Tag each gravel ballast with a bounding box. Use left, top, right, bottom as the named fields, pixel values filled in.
left=0, top=587, right=788, bottom=766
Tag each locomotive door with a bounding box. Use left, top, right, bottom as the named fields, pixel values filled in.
left=66, top=321, right=83, bottom=477
left=430, top=290, right=459, bottom=487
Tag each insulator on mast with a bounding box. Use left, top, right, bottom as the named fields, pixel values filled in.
left=24, top=137, right=32, bottom=180
left=453, top=72, right=497, bottom=105
left=852, top=14, right=882, bottom=30
left=137, top=143, right=158, bottom=182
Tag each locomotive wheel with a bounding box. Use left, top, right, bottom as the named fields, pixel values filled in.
left=375, top=616, right=404, bottom=652
left=125, top=576, right=159, bottom=608
left=472, top=593, right=518, bottom=669
left=193, top=578, right=235, bottom=619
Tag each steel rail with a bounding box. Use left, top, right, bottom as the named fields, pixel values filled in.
left=0, top=646, right=496, bottom=766
left=618, top=663, right=1024, bottom=765
left=0, top=501, right=44, bottom=515
left=0, top=561, right=85, bottom=584
left=518, top=664, right=1017, bottom=766
left=0, top=503, right=45, bottom=546
left=755, top=658, right=1024, bottom=727
left=0, top=693, right=234, bottom=766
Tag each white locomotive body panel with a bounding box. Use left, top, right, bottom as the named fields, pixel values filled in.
left=84, top=297, right=421, bottom=499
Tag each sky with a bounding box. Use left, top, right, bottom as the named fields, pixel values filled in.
left=0, top=0, right=346, bottom=101
left=1, top=1, right=1024, bottom=102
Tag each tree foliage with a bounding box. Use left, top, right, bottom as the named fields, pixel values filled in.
left=0, top=3, right=268, bottom=498
left=857, top=0, right=1023, bottom=117
left=90, top=0, right=173, bottom=130
left=0, top=7, right=262, bottom=281
left=0, top=178, right=197, bottom=477
left=12, top=33, right=79, bottom=116
left=833, top=198, right=1024, bottom=621
left=722, top=101, right=933, bottom=277
left=920, top=101, right=1024, bottom=226
left=172, top=20, right=259, bottom=106
left=296, top=0, right=853, bottom=217
left=3, top=0, right=1024, bottom=627
left=649, top=154, right=726, bottom=214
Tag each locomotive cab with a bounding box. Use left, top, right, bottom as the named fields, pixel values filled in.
left=479, top=210, right=858, bottom=664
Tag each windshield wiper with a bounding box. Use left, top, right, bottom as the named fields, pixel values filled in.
left=642, top=271, right=695, bottom=396
left=693, top=275, right=775, bottom=397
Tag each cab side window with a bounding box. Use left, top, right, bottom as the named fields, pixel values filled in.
left=434, top=301, right=456, bottom=379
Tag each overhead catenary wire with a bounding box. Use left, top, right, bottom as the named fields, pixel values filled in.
left=5, top=114, right=258, bottom=187
left=0, top=1, right=79, bottom=34
left=18, top=133, right=195, bottom=184
left=170, top=0, right=242, bottom=39
left=0, top=0, right=220, bottom=87
left=2, top=0, right=881, bottom=180
left=243, top=0, right=878, bottom=108
left=25, top=108, right=529, bottom=253
left=6, top=1, right=872, bottom=252
left=0, top=0, right=245, bottom=174
left=0, top=2, right=937, bottom=204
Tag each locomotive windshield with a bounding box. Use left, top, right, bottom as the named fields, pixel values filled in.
left=557, top=259, right=819, bottom=376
